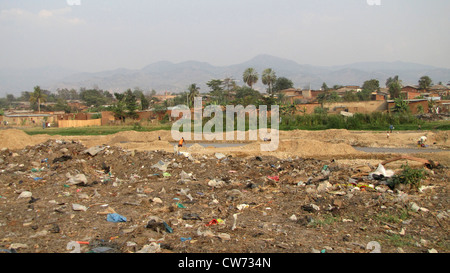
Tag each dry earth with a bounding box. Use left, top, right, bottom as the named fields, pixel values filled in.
left=0, top=128, right=448, bottom=253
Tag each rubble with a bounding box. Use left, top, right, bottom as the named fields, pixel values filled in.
left=0, top=137, right=448, bottom=253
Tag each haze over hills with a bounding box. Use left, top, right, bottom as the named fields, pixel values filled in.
left=1, top=54, right=449, bottom=97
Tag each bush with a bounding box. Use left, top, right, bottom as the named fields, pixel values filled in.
left=390, top=164, right=426, bottom=190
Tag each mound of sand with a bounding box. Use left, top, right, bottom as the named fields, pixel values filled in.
left=276, top=139, right=360, bottom=156
left=0, top=129, right=48, bottom=150
left=187, top=143, right=206, bottom=152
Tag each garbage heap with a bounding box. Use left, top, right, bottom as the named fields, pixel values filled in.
left=0, top=139, right=448, bottom=253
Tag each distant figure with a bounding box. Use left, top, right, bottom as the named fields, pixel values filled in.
left=389, top=124, right=394, bottom=133
left=418, top=124, right=422, bottom=131
left=418, top=136, right=427, bottom=147
left=178, top=137, right=185, bottom=147
left=158, top=136, right=161, bottom=140
left=386, top=131, right=390, bottom=139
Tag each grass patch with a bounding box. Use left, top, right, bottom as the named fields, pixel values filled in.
left=308, top=213, right=340, bottom=227
left=24, top=124, right=173, bottom=136
left=375, top=208, right=411, bottom=224
left=383, top=234, right=416, bottom=248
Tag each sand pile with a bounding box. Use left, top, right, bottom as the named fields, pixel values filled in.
left=431, top=131, right=449, bottom=145
left=187, top=143, right=206, bottom=152
left=276, top=139, right=360, bottom=157
left=0, top=129, right=48, bottom=150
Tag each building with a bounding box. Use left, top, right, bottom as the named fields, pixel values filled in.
left=1, top=111, right=62, bottom=126
left=387, top=99, right=429, bottom=114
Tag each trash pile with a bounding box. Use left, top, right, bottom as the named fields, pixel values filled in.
left=0, top=139, right=448, bottom=253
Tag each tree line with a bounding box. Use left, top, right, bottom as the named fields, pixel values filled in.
left=0, top=68, right=445, bottom=119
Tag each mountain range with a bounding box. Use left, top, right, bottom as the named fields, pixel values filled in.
left=1, top=54, right=450, bottom=96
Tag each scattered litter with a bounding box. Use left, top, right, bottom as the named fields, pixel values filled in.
left=72, top=203, right=87, bottom=211
left=18, top=191, right=32, bottom=199
left=152, top=160, right=169, bottom=172
left=180, top=237, right=192, bottom=242
left=215, top=153, right=226, bottom=159
left=368, top=164, right=394, bottom=180
left=107, top=213, right=127, bottom=222
left=0, top=134, right=446, bottom=253
left=84, top=146, right=106, bottom=156
left=66, top=173, right=89, bottom=186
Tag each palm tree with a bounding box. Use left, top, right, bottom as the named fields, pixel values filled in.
left=243, top=68, right=259, bottom=89
left=30, top=85, right=47, bottom=113
left=262, top=68, right=277, bottom=97
left=188, top=83, right=200, bottom=108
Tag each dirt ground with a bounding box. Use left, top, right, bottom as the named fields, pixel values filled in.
left=0, top=128, right=448, bottom=253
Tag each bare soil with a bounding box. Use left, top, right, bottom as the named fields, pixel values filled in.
left=0, top=129, right=448, bottom=253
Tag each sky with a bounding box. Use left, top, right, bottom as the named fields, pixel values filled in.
left=0, top=0, right=449, bottom=73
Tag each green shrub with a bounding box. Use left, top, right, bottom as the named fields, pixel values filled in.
left=391, top=164, right=426, bottom=189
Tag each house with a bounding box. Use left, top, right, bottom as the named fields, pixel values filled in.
left=67, top=100, right=89, bottom=112
left=279, top=88, right=312, bottom=104
left=401, top=85, right=420, bottom=93
left=436, top=100, right=450, bottom=113
left=387, top=99, right=429, bottom=114
left=152, top=91, right=177, bottom=102
left=428, top=85, right=450, bottom=97
left=335, top=86, right=362, bottom=94
left=1, top=111, right=60, bottom=126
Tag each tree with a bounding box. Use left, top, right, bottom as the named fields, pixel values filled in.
left=357, top=89, right=372, bottom=101
left=207, top=79, right=225, bottom=104
left=362, top=79, right=380, bottom=92
left=79, top=88, right=108, bottom=107
left=124, top=89, right=139, bottom=119
left=388, top=81, right=402, bottom=99
left=112, top=99, right=127, bottom=122
left=273, top=77, right=294, bottom=92
left=321, top=82, right=330, bottom=91
left=222, top=77, right=237, bottom=92
left=188, top=83, right=200, bottom=108
left=386, top=75, right=403, bottom=99
left=243, top=68, right=259, bottom=89
left=53, top=98, right=71, bottom=113
left=392, top=97, right=409, bottom=113
left=140, top=92, right=149, bottom=110
left=386, top=75, right=402, bottom=88
left=233, top=86, right=261, bottom=106
left=222, top=77, right=237, bottom=103
left=418, top=76, right=432, bottom=90
left=343, top=91, right=359, bottom=102
left=6, top=94, right=15, bottom=103
left=262, top=68, right=277, bottom=97
left=318, top=91, right=341, bottom=104
left=30, top=86, right=47, bottom=113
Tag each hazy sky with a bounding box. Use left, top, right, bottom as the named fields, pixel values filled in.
left=1, top=0, right=449, bottom=72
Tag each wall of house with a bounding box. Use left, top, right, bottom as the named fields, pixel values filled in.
left=294, top=103, right=321, bottom=114
left=2, top=115, right=57, bottom=126
left=58, top=119, right=101, bottom=128
left=388, top=100, right=429, bottom=114
left=324, top=100, right=388, bottom=114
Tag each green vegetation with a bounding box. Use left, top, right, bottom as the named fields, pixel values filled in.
left=279, top=111, right=449, bottom=131
left=24, top=124, right=172, bottom=136
left=2, top=69, right=449, bottom=135
left=390, top=164, right=427, bottom=190
left=375, top=208, right=411, bottom=224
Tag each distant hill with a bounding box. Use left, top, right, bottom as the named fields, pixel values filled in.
left=1, top=54, right=449, bottom=96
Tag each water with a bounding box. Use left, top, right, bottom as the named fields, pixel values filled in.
left=171, top=142, right=247, bottom=148
left=353, top=146, right=444, bottom=154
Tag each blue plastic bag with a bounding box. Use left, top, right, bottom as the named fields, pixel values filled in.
left=107, top=213, right=127, bottom=222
